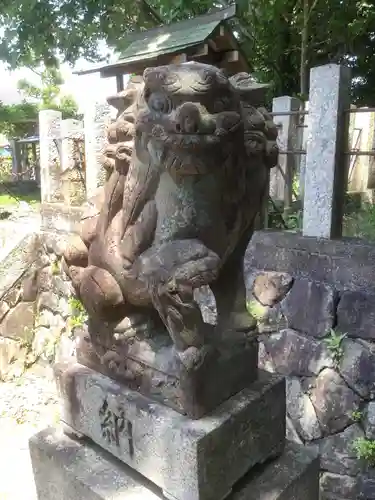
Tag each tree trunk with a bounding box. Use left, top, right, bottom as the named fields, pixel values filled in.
left=300, top=0, right=309, bottom=98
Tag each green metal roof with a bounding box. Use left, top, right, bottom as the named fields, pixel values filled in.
left=74, top=5, right=239, bottom=76
left=117, top=20, right=220, bottom=65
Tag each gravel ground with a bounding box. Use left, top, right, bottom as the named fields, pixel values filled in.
left=0, top=367, right=60, bottom=500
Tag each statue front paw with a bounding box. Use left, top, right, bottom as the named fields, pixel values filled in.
left=79, top=266, right=125, bottom=318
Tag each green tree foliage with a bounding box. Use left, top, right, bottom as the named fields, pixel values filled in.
left=18, top=66, right=79, bottom=116
left=0, top=101, right=37, bottom=137
left=0, top=66, right=79, bottom=137
left=0, top=0, right=375, bottom=104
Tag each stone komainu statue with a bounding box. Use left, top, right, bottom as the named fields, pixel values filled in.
left=63, top=62, right=278, bottom=379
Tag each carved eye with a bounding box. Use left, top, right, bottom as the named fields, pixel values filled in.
left=200, top=69, right=214, bottom=86
left=147, top=92, right=172, bottom=114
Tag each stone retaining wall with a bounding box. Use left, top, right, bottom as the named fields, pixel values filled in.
left=0, top=233, right=76, bottom=380
left=245, top=230, right=375, bottom=499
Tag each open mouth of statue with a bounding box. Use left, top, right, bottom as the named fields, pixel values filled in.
left=149, top=123, right=239, bottom=148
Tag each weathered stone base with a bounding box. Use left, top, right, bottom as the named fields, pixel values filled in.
left=29, top=427, right=319, bottom=500
left=55, top=363, right=286, bottom=500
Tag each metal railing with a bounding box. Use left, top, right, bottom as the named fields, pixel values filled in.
left=266, top=106, right=375, bottom=231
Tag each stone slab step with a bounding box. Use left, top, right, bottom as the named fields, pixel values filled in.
left=235, top=442, right=320, bottom=500
left=29, top=427, right=319, bottom=500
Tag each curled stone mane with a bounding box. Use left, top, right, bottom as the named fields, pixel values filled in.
left=100, top=78, right=144, bottom=174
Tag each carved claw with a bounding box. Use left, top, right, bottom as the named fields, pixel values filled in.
left=158, top=280, right=196, bottom=312
left=166, top=303, right=204, bottom=351
left=177, top=345, right=210, bottom=372
left=148, top=278, right=204, bottom=352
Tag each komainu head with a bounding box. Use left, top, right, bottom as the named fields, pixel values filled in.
left=134, top=62, right=245, bottom=175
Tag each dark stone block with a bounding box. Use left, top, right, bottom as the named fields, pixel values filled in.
left=245, top=230, right=375, bottom=295
left=339, top=338, right=375, bottom=399
left=286, top=377, right=322, bottom=441
left=337, top=291, right=375, bottom=340
left=262, top=328, right=332, bottom=377
left=286, top=415, right=304, bottom=444
left=310, top=368, right=361, bottom=435
left=280, top=278, right=337, bottom=338
left=317, top=424, right=364, bottom=475
left=320, top=472, right=360, bottom=499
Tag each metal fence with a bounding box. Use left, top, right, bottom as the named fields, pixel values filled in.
left=267, top=108, right=308, bottom=230
left=268, top=105, right=375, bottom=232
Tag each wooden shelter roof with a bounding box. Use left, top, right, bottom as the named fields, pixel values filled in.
left=75, top=5, right=249, bottom=78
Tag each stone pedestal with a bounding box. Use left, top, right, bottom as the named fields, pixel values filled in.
left=54, top=364, right=286, bottom=500
left=30, top=360, right=321, bottom=500
left=30, top=427, right=319, bottom=500
left=75, top=327, right=259, bottom=419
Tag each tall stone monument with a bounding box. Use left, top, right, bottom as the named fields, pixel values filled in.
left=30, top=63, right=319, bottom=500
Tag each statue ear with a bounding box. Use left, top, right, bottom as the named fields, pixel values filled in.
left=230, top=73, right=270, bottom=107
left=107, top=88, right=138, bottom=113
left=143, top=67, right=155, bottom=81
